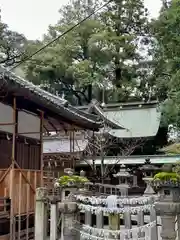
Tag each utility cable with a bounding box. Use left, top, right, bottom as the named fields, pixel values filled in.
left=10, top=0, right=112, bottom=71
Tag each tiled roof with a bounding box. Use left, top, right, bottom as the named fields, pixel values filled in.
left=77, top=99, right=161, bottom=138
left=0, top=66, right=102, bottom=130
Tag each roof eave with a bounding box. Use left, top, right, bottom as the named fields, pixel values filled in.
left=0, top=69, right=102, bottom=130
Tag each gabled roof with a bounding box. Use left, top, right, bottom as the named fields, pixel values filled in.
left=78, top=100, right=161, bottom=138
left=0, top=66, right=102, bottom=130
left=78, top=100, right=159, bottom=111
left=83, top=100, right=124, bottom=129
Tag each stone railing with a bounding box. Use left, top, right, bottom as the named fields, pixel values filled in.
left=34, top=187, right=158, bottom=240
left=86, top=182, right=131, bottom=196
left=35, top=179, right=180, bottom=240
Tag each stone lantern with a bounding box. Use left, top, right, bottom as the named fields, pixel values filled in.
left=61, top=168, right=77, bottom=201
left=140, top=159, right=160, bottom=196
left=79, top=170, right=91, bottom=195
left=151, top=179, right=180, bottom=240
left=113, top=164, right=132, bottom=196
left=140, top=158, right=160, bottom=177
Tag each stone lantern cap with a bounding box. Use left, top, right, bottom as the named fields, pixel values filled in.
left=113, top=164, right=132, bottom=177
left=140, top=159, right=160, bottom=171
left=64, top=168, right=74, bottom=176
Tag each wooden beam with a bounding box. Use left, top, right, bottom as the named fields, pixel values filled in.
left=47, top=116, right=68, bottom=132
left=26, top=171, right=30, bottom=240
left=18, top=131, right=41, bottom=134
left=0, top=164, right=12, bottom=184
left=14, top=161, right=35, bottom=193
left=72, top=129, right=75, bottom=169
left=0, top=123, right=15, bottom=126
left=43, top=125, right=50, bottom=135
left=40, top=111, right=44, bottom=186
left=18, top=172, right=22, bottom=240
left=47, top=119, right=58, bottom=133
left=10, top=96, right=17, bottom=240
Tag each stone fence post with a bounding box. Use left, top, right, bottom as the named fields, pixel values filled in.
left=153, top=181, right=180, bottom=240
left=50, top=197, right=59, bottom=240
left=59, top=201, right=79, bottom=240
left=35, top=187, right=48, bottom=240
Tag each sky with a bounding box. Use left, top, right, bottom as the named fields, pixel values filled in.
left=0, top=0, right=162, bottom=40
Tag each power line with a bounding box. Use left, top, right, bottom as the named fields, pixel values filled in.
left=10, top=0, right=112, bottom=71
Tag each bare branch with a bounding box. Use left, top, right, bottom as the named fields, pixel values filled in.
left=83, top=122, right=146, bottom=183
left=103, top=138, right=145, bottom=178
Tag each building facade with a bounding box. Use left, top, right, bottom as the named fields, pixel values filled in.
left=0, top=66, right=101, bottom=239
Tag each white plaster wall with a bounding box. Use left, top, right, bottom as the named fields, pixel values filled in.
left=0, top=102, right=13, bottom=133
left=18, top=111, right=40, bottom=139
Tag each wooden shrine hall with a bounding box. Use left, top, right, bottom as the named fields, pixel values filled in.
left=42, top=100, right=123, bottom=179
left=43, top=130, right=90, bottom=183
left=0, top=66, right=101, bottom=240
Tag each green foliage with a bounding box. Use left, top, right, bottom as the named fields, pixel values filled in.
left=161, top=143, right=180, bottom=154
left=153, top=172, right=180, bottom=181
left=173, top=161, right=180, bottom=174
left=154, top=161, right=180, bottom=181
left=23, top=0, right=151, bottom=105
left=58, top=175, right=89, bottom=187
left=0, top=10, right=27, bottom=66
left=151, top=0, right=180, bottom=128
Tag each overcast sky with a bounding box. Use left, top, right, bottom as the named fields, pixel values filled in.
left=1, top=0, right=162, bottom=40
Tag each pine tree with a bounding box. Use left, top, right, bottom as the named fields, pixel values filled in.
left=24, top=0, right=150, bottom=104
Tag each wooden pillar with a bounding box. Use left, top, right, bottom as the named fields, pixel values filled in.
left=10, top=96, right=17, bottom=240
left=39, top=111, right=44, bottom=186
left=72, top=129, right=75, bottom=169
left=69, top=129, right=72, bottom=169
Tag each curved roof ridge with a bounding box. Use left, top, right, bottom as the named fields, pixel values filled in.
left=93, top=104, right=125, bottom=129
left=0, top=66, right=102, bottom=130
left=0, top=66, right=67, bottom=105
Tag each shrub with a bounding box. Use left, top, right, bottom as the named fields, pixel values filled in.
left=58, top=175, right=89, bottom=187
left=153, top=172, right=180, bottom=181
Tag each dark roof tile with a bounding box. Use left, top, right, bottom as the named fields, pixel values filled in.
left=0, top=66, right=102, bottom=130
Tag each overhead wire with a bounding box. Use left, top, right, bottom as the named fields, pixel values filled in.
left=10, top=0, right=112, bottom=71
